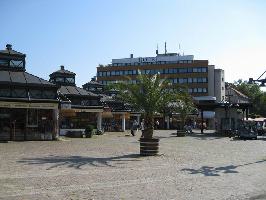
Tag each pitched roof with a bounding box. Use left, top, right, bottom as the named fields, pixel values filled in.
left=59, top=85, right=98, bottom=97
left=0, top=70, right=56, bottom=87
left=0, top=44, right=25, bottom=57
left=50, top=66, right=76, bottom=76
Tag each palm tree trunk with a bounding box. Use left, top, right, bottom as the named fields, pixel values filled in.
left=144, top=113, right=154, bottom=138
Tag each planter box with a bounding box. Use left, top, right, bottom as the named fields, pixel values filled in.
left=139, top=138, right=159, bottom=156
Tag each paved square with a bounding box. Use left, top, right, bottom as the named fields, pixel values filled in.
left=0, top=130, right=266, bottom=200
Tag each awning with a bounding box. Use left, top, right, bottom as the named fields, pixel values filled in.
left=102, top=111, right=113, bottom=118
left=0, top=101, right=58, bottom=109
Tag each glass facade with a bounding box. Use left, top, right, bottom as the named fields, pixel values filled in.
left=97, top=67, right=208, bottom=77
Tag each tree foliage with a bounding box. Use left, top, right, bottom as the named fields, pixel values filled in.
left=233, top=79, right=266, bottom=117
left=109, top=73, right=193, bottom=138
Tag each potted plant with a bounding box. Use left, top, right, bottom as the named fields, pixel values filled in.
left=110, top=72, right=187, bottom=155
left=85, top=125, right=94, bottom=138
left=175, top=94, right=196, bottom=137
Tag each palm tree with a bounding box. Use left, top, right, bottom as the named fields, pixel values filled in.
left=110, top=73, right=188, bottom=139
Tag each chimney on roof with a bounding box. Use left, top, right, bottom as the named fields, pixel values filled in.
left=130, top=54, right=133, bottom=58
left=60, top=65, right=65, bottom=70
left=6, top=44, right=12, bottom=50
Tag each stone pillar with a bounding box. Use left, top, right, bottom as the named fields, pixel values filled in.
left=121, top=113, right=126, bottom=132
left=166, top=116, right=170, bottom=129
left=53, top=108, right=59, bottom=140
left=97, top=112, right=102, bottom=131
left=137, top=115, right=140, bottom=124
left=201, top=110, right=204, bottom=133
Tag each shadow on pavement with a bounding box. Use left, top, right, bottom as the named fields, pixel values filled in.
left=181, top=159, right=266, bottom=176
left=18, top=154, right=142, bottom=170
left=186, top=132, right=224, bottom=140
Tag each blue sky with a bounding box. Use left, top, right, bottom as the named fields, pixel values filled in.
left=1, top=0, right=266, bottom=86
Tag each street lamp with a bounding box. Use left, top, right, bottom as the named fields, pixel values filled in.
left=249, top=70, right=266, bottom=87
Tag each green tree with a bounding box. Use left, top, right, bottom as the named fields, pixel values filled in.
left=233, top=79, right=266, bottom=117
left=174, top=93, right=197, bottom=129
left=110, top=73, right=190, bottom=138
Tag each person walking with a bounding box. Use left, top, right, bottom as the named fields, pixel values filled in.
left=140, top=119, right=145, bottom=138
left=131, top=120, right=138, bottom=136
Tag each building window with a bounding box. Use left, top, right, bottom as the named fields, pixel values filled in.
left=29, top=89, right=42, bottom=99
left=43, top=90, right=56, bottom=99
left=56, top=77, right=64, bottom=83
left=188, top=88, right=193, bottom=93
left=193, top=88, right=198, bottom=93
left=10, top=60, right=24, bottom=67
left=66, top=78, right=75, bottom=84
left=106, top=71, right=110, bottom=76
left=98, top=72, right=102, bottom=77
left=145, top=69, right=150, bottom=74
left=0, top=59, right=9, bottom=66
left=179, top=68, right=187, bottom=73
left=202, top=67, right=207, bottom=73
left=202, top=77, right=207, bottom=83
left=27, top=109, right=38, bottom=127
left=187, top=68, right=192, bottom=73
left=198, top=77, right=203, bottom=83
left=193, top=78, right=197, bottom=83
left=203, top=88, right=207, bottom=93
left=188, top=78, right=193, bottom=83
left=222, top=87, right=224, bottom=90
left=132, top=70, right=137, bottom=75
left=222, top=77, right=224, bottom=82
left=198, top=88, right=203, bottom=93
left=12, top=89, right=27, bottom=98
left=111, top=71, right=116, bottom=76
left=0, top=88, right=10, bottom=97
left=128, top=70, right=133, bottom=75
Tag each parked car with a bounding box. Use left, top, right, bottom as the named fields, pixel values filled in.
left=236, top=121, right=257, bottom=140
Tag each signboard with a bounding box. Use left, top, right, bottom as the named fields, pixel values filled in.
left=61, top=102, right=72, bottom=109
left=0, top=101, right=58, bottom=109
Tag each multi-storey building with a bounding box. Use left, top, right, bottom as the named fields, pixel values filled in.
left=96, top=51, right=225, bottom=102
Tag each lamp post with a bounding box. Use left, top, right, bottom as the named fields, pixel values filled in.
left=249, top=70, right=266, bottom=86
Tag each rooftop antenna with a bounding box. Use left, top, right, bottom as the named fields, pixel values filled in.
left=164, top=41, right=167, bottom=54
left=156, top=44, right=158, bottom=55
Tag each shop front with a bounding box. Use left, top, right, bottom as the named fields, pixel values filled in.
left=0, top=101, right=58, bottom=141
left=59, top=108, right=103, bottom=135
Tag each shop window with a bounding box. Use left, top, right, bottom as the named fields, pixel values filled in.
left=27, top=109, right=38, bottom=127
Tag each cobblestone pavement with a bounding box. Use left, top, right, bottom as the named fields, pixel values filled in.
left=0, top=130, right=266, bottom=200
